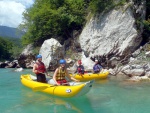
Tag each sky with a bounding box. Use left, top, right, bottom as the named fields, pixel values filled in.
left=0, top=0, right=34, bottom=28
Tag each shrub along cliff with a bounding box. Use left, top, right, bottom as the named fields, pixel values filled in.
left=0, top=36, right=23, bottom=61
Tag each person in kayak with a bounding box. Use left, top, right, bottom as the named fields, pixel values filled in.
left=93, top=59, right=103, bottom=73
left=53, top=59, right=79, bottom=85
left=33, top=54, right=50, bottom=83
left=74, top=60, right=85, bottom=74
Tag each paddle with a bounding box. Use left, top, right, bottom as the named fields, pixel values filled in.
left=33, top=85, right=55, bottom=91
left=32, top=83, right=70, bottom=91
left=71, top=72, right=84, bottom=78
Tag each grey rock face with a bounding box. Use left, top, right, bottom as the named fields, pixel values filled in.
left=18, top=44, right=35, bottom=68
left=80, top=8, right=140, bottom=57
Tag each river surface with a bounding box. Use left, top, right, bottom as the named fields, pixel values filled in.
left=0, top=68, right=150, bottom=113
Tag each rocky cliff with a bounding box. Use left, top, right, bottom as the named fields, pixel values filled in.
left=79, top=1, right=146, bottom=68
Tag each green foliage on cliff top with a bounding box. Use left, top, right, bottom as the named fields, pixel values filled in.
left=20, top=0, right=150, bottom=47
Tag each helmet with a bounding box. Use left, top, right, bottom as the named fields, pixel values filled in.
left=59, top=59, right=66, bottom=64
left=95, top=59, right=98, bottom=62
left=78, top=60, right=82, bottom=64
left=36, top=54, right=42, bottom=59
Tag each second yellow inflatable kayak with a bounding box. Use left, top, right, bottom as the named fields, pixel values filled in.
left=70, top=70, right=109, bottom=81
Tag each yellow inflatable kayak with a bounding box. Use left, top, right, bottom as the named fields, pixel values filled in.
left=20, top=74, right=94, bottom=98
left=70, top=70, right=109, bottom=81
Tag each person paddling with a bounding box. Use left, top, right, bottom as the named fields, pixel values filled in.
left=93, top=59, right=103, bottom=73
left=33, top=54, right=50, bottom=83
left=75, top=60, right=85, bottom=74
left=53, top=59, right=79, bottom=86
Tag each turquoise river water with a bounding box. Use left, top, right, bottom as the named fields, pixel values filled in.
left=0, top=68, right=150, bottom=113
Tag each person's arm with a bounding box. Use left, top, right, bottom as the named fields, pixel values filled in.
left=53, top=68, right=60, bottom=85
left=81, top=65, right=85, bottom=74
left=93, top=64, right=100, bottom=72
left=82, top=65, right=84, bottom=71
left=93, top=65, right=96, bottom=72
left=99, top=64, right=103, bottom=68
left=44, top=65, right=50, bottom=76
left=44, top=70, right=50, bottom=76
left=98, top=64, right=103, bottom=70
left=32, top=64, right=38, bottom=74
left=66, top=69, right=79, bottom=82
left=80, top=65, right=84, bottom=70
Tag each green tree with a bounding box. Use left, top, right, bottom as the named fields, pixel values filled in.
left=20, top=0, right=86, bottom=46
left=0, top=37, right=13, bottom=60
left=0, top=36, right=23, bottom=60
left=142, top=0, right=150, bottom=42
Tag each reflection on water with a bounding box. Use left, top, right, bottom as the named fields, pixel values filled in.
left=20, top=87, right=95, bottom=113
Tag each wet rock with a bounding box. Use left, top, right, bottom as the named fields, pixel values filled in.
left=18, top=44, right=35, bottom=68
left=0, top=62, right=8, bottom=68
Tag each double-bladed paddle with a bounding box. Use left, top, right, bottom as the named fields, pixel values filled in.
left=32, top=83, right=70, bottom=91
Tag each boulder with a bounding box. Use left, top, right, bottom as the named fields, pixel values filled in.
left=78, top=2, right=146, bottom=68
left=18, top=44, right=35, bottom=68
left=39, top=38, right=64, bottom=69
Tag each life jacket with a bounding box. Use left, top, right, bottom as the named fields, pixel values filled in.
left=56, top=67, right=66, bottom=80
left=35, top=62, right=46, bottom=74
left=77, top=65, right=84, bottom=74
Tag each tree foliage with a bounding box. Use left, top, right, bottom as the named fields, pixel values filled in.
left=20, top=0, right=86, bottom=46
left=143, top=0, right=150, bottom=40
left=89, top=0, right=129, bottom=14
left=0, top=37, right=13, bottom=60
left=89, top=0, right=115, bottom=14
left=0, top=36, right=23, bottom=60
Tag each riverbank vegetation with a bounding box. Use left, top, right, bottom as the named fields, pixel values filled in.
left=0, top=36, right=22, bottom=60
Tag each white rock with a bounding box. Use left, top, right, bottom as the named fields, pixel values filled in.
left=145, top=71, right=150, bottom=77
left=21, top=44, right=33, bottom=55
left=122, top=68, right=145, bottom=76
left=145, top=51, right=150, bottom=57
left=39, top=38, right=63, bottom=68
left=81, top=54, right=95, bottom=70
left=15, top=68, right=23, bottom=72
left=79, top=7, right=139, bottom=58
